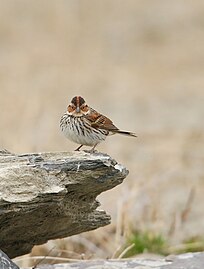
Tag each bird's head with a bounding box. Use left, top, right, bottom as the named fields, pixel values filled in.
left=67, top=96, right=89, bottom=116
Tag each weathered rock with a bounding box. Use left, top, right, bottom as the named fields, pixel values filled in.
left=0, top=150, right=128, bottom=258
left=0, top=250, right=19, bottom=269
left=23, top=252, right=204, bottom=269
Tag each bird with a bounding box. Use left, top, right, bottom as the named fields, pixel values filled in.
left=60, top=96, right=137, bottom=151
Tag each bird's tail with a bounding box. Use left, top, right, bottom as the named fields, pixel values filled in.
left=115, top=130, right=137, bottom=137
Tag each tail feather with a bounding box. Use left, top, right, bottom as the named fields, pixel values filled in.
left=115, top=130, right=137, bottom=137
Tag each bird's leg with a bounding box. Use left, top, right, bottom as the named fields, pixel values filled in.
left=75, top=144, right=83, bottom=151
left=89, top=143, right=98, bottom=153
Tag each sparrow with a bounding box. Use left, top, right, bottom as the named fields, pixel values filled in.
left=60, top=96, right=137, bottom=151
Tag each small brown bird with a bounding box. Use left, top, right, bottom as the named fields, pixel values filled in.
left=60, top=96, right=137, bottom=151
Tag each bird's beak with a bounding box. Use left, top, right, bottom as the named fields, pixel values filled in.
left=76, top=106, right=80, bottom=113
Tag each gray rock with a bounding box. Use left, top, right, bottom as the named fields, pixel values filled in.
left=0, top=250, right=19, bottom=269
left=29, top=252, right=204, bottom=269
left=0, top=150, right=128, bottom=259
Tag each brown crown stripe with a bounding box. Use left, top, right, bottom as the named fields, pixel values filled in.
left=71, top=96, right=85, bottom=107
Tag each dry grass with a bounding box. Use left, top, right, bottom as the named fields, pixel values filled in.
left=0, top=0, right=204, bottom=267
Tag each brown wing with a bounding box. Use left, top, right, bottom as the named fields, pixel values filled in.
left=85, top=108, right=119, bottom=132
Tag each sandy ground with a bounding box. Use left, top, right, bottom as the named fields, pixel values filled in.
left=0, top=0, right=204, bottom=266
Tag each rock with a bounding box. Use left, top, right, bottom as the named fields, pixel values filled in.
left=0, top=250, right=19, bottom=269
left=0, top=150, right=128, bottom=258
left=21, top=252, right=204, bottom=269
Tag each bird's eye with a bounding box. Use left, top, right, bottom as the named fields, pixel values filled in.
left=67, top=104, right=75, bottom=112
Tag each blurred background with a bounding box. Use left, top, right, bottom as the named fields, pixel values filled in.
left=0, top=0, right=204, bottom=266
